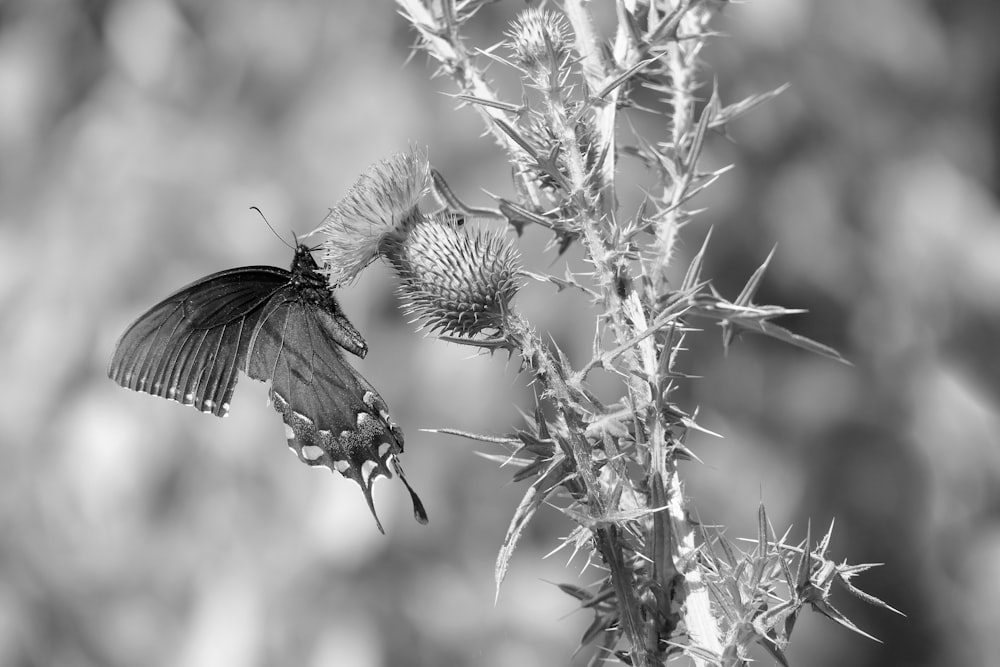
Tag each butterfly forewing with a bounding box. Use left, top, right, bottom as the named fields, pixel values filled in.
left=176, top=266, right=291, bottom=327
left=109, top=267, right=290, bottom=416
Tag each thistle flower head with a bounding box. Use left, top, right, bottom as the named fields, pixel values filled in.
left=321, top=149, right=430, bottom=286
left=383, top=215, right=522, bottom=339
left=507, top=8, right=572, bottom=80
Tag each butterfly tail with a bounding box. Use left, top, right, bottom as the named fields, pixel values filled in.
left=392, top=455, right=429, bottom=525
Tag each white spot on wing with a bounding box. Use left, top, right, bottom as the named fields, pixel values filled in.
left=283, top=424, right=295, bottom=441
left=334, top=460, right=350, bottom=474
left=377, top=442, right=391, bottom=458
left=301, top=445, right=324, bottom=461
left=363, top=390, right=390, bottom=419
left=361, top=460, right=379, bottom=484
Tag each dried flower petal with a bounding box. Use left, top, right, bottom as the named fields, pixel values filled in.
left=321, top=149, right=430, bottom=286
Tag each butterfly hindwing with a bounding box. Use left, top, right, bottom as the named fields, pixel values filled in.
left=109, top=267, right=290, bottom=416
left=246, top=294, right=427, bottom=533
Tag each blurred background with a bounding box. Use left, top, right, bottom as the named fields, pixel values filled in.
left=2, top=0, right=998, bottom=665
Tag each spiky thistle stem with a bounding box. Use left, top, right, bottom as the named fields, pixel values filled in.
left=344, top=1, right=898, bottom=665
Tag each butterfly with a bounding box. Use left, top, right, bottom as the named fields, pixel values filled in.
left=108, top=243, right=427, bottom=533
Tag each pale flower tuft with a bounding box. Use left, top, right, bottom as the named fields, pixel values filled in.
left=321, top=149, right=431, bottom=286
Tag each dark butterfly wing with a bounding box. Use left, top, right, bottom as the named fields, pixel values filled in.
left=109, top=266, right=291, bottom=416
left=246, top=293, right=427, bottom=533
left=110, top=244, right=426, bottom=532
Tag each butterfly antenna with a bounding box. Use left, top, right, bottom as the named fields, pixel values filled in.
left=286, top=230, right=321, bottom=256
left=249, top=206, right=295, bottom=250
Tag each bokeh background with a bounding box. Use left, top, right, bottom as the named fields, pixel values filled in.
left=2, top=0, right=999, bottom=665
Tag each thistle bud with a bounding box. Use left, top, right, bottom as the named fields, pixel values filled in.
left=507, top=8, right=572, bottom=82
left=383, top=215, right=522, bottom=339
left=321, top=149, right=430, bottom=286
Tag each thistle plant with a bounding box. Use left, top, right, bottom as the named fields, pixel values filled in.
left=322, top=1, right=900, bottom=665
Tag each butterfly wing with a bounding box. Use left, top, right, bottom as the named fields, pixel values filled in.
left=246, top=292, right=427, bottom=533
left=109, top=266, right=291, bottom=416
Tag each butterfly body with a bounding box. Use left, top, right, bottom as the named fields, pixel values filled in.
left=109, top=245, right=426, bottom=532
